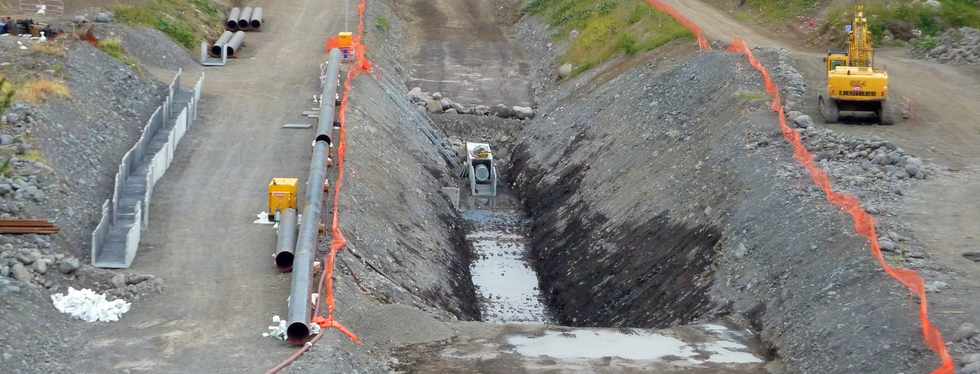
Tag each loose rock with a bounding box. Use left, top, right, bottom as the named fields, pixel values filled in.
left=58, top=257, right=81, bottom=274
left=11, top=262, right=32, bottom=283
left=955, top=322, right=979, bottom=342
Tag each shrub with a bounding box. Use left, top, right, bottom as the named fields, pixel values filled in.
left=14, top=80, right=70, bottom=104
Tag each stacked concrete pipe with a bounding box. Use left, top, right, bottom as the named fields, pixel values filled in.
left=237, top=7, right=253, bottom=30
left=225, top=31, right=246, bottom=57
left=210, top=30, right=233, bottom=56
left=250, top=8, right=264, bottom=29
left=226, top=7, right=240, bottom=30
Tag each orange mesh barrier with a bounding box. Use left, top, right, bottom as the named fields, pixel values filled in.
left=645, top=1, right=953, bottom=371
left=726, top=39, right=954, bottom=374
left=644, top=0, right=711, bottom=50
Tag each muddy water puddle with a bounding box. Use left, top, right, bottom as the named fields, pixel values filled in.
left=463, top=199, right=551, bottom=323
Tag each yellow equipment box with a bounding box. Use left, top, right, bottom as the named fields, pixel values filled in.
left=268, top=178, right=299, bottom=220
left=337, top=32, right=353, bottom=49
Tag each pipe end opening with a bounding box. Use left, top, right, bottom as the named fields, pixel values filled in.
left=275, top=251, right=294, bottom=272
left=286, top=322, right=311, bottom=344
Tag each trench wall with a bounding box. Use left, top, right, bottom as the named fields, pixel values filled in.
left=326, top=0, right=479, bottom=321
left=512, top=51, right=936, bottom=373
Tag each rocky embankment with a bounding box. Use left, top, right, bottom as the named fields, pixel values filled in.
left=510, top=39, right=942, bottom=373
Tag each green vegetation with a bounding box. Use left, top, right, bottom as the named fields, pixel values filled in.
left=0, top=75, right=14, bottom=115
left=817, top=1, right=980, bottom=44
left=525, top=0, right=691, bottom=76
left=113, top=0, right=225, bottom=50
left=375, top=16, right=390, bottom=33
left=718, top=0, right=980, bottom=43
left=97, top=39, right=141, bottom=73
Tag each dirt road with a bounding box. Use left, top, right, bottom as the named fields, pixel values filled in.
left=398, top=0, right=531, bottom=107
left=663, top=0, right=980, bottom=340
left=68, top=0, right=349, bottom=372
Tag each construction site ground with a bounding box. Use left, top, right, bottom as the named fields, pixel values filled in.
left=662, top=0, right=980, bottom=340
left=2, top=0, right=979, bottom=373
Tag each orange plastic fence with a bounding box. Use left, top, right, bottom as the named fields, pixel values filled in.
left=644, top=0, right=711, bottom=50
left=645, top=1, right=954, bottom=372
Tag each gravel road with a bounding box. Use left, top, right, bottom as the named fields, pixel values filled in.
left=66, top=0, right=351, bottom=372
left=397, top=0, right=531, bottom=107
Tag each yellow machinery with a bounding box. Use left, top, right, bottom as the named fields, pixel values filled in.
left=268, top=178, right=299, bottom=221
left=337, top=32, right=355, bottom=62
left=820, top=5, right=893, bottom=125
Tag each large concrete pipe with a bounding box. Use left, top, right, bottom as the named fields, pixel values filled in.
left=275, top=209, right=298, bottom=272
left=210, top=30, right=233, bottom=56
left=226, top=31, right=246, bottom=57
left=249, top=7, right=263, bottom=29
left=226, top=7, right=240, bottom=30
left=286, top=49, right=342, bottom=345
left=238, top=7, right=253, bottom=29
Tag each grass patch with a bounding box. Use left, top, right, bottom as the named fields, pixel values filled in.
left=14, top=79, right=70, bottom=105
left=734, top=90, right=769, bottom=103
left=23, top=149, right=46, bottom=164
left=0, top=158, right=12, bottom=178
left=97, top=39, right=142, bottom=73
left=0, top=75, right=14, bottom=114
left=526, top=0, right=691, bottom=76
left=375, top=16, right=390, bottom=33
left=30, top=42, right=66, bottom=57
left=113, top=0, right=225, bottom=50
left=716, top=0, right=979, bottom=44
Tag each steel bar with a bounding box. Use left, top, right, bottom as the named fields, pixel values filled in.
left=238, top=7, right=253, bottom=30
left=250, top=7, right=263, bottom=29
left=226, top=7, right=241, bottom=30
left=274, top=209, right=298, bottom=272
left=286, top=49, right=341, bottom=345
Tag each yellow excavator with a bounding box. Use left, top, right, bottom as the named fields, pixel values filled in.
left=820, top=5, right=893, bottom=125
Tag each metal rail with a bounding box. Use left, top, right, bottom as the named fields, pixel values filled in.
left=285, top=48, right=342, bottom=344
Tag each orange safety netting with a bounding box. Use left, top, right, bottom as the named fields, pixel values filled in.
left=644, top=1, right=954, bottom=372
left=644, top=0, right=710, bottom=50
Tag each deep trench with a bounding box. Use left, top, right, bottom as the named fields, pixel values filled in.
left=435, top=114, right=723, bottom=330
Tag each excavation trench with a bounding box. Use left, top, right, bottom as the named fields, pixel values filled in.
left=425, top=114, right=770, bottom=372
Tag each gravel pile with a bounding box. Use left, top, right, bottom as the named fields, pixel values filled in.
left=1, top=27, right=168, bottom=374
left=1, top=40, right=164, bottom=258
left=917, top=27, right=980, bottom=65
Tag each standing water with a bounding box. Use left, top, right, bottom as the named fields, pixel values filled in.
left=462, top=192, right=551, bottom=323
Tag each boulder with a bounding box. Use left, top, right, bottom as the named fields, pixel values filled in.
left=58, top=257, right=81, bottom=274
left=792, top=114, right=814, bottom=129
left=94, top=12, right=113, bottom=23
left=513, top=106, right=535, bottom=120
left=426, top=100, right=444, bottom=113
left=11, top=262, right=31, bottom=283
left=490, top=104, right=516, bottom=119
left=407, top=87, right=427, bottom=103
